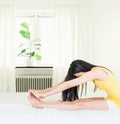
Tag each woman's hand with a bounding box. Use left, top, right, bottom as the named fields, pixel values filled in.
left=28, top=89, right=46, bottom=99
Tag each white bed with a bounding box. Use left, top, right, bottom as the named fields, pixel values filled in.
left=0, top=92, right=120, bottom=124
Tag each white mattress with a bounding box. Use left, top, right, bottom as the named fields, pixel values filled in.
left=0, top=93, right=120, bottom=124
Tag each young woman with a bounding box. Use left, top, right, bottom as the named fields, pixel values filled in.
left=28, top=60, right=120, bottom=110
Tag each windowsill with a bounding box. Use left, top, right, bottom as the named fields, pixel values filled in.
left=15, top=66, right=53, bottom=68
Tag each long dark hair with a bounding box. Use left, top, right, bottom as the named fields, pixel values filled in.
left=62, top=59, right=96, bottom=101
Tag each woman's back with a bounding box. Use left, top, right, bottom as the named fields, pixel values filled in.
left=93, top=67, right=120, bottom=109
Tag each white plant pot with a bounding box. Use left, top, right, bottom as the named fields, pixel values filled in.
left=25, top=58, right=34, bottom=66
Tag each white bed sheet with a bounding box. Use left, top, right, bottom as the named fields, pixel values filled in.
left=0, top=93, right=120, bottom=124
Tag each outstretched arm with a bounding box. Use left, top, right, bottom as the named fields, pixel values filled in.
left=29, top=67, right=108, bottom=98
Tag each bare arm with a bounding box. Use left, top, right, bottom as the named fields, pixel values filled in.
left=29, top=67, right=108, bottom=98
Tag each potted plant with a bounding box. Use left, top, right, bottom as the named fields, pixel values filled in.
left=17, top=22, right=42, bottom=65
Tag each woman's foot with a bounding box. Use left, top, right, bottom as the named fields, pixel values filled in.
left=28, top=92, right=43, bottom=109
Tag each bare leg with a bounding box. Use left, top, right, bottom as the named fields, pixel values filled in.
left=28, top=94, right=109, bottom=110
left=41, top=97, right=109, bottom=111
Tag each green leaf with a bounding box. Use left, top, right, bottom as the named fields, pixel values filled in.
left=35, top=54, right=42, bottom=60
left=32, top=38, right=41, bottom=42
left=33, top=43, right=41, bottom=46
left=30, top=52, right=35, bottom=57
left=18, top=49, right=26, bottom=56
left=35, top=47, right=41, bottom=50
left=19, top=30, right=30, bottom=40
left=20, top=22, right=29, bottom=29
left=25, top=31, right=30, bottom=39
left=19, top=30, right=25, bottom=35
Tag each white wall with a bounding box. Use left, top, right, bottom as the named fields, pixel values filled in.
left=92, top=0, right=120, bottom=80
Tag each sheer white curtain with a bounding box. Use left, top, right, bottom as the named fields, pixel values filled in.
left=53, top=4, right=81, bottom=84
left=0, top=5, right=15, bottom=92
left=53, top=1, right=96, bottom=84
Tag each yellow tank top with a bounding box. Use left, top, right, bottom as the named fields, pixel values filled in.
left=93, top=67, right=120, bottom=109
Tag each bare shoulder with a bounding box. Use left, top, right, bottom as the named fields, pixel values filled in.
left=90, top=67, right=109, bottom=80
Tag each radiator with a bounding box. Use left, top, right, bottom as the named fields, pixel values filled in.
left=15, top=67, right=53, bottom=92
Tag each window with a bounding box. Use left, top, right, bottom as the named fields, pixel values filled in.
left=15, top=11, right=54, bottom=66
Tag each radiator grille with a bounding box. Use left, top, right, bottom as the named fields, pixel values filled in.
left=15, top=67, right=53, bottom=92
